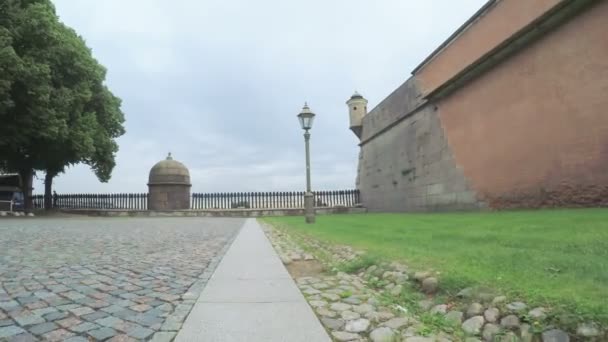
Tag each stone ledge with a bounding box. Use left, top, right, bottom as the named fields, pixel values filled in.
left=60, top=207, right=367, bottom=218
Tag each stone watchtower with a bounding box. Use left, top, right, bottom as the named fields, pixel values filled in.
left=148, top=153, right=191, bottom=210
left=346, top=91, right=368, bottom=139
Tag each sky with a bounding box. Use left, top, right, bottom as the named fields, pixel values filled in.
left=38, top=0, right=487, bottom=194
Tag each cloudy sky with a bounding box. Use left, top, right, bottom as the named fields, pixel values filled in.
left=39, top=0, right=486, bottom=194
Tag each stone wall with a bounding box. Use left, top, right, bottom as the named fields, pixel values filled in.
left=148, top=184, right=191, bottom=210
left=355, top=1, right=607, bottom=211
left=358, top=80, right=483, bottom=212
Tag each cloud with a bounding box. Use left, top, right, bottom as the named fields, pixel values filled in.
left=37, top=0, right=488, bottom=194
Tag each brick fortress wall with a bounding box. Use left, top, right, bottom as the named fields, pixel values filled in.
left=356, top=0, right=608, bottom=211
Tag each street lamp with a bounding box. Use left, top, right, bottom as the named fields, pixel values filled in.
left=297, top=102, right=316, bottom=224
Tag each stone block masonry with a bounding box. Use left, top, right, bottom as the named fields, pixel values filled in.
left=353, top=0, right=608, bottom=211
left=358, top=84, right=483, bottom=211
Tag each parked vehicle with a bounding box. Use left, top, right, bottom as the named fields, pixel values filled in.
left=0, top=174, right=24, bottom=211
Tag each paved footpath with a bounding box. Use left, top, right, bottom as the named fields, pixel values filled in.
left=0, top=217, right=242, bottom=341
left=176, top=219, right=331, bottom=342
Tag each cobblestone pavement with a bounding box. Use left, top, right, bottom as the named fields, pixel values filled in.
left=0, top=217, right=243, bottom=341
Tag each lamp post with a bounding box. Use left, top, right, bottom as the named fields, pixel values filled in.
left=297, top=103, right=316, bottom=224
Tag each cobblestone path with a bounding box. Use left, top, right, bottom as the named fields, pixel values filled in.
left=0, top=217, right=243, bottom=341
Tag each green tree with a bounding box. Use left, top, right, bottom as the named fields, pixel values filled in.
left=0, top=0, right=125, bottom=210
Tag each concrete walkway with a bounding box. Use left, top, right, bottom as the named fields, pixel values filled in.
left=175, top=219, right=331, bottom=342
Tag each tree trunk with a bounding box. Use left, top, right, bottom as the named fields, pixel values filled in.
left=44, top=172, right=54, bottom=210
left=19, top=168, right=34, bottom=211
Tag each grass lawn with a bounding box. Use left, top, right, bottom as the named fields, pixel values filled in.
left=263, top=208, right=608, bottom=324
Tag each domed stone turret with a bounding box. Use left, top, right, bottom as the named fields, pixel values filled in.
left=346, top=91, right=368, bottom=139
left=148, top=153, right=191, bottom=210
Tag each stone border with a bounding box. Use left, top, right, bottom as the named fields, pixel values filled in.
left=58, top=207, right=367, bottom=218
left=0, top=211, right=34, bottom=217
left=262, top=222, right=606, bottom=342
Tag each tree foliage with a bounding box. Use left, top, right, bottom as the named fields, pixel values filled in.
left=0, top=0, right=125, bottom=208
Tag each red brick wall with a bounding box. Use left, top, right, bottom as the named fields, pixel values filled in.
left=437, top=2, right=608, bottom=208
left=416, top=0, right=560, bottom=95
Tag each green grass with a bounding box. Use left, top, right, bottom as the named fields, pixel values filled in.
left=263, top=209, right=608, bottom=324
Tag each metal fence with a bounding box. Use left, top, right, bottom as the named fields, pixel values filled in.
left=191, top=190, right=360, bottom=209
left=32, top=193, right=148, bottom=210
left=32, top=189, right=360, bottom=210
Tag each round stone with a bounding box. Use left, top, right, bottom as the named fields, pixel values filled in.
left=418, top=299, right=433, bottom=310
left=367, top=298, right=380, bottom=306
left=462, top=316, right=485, bottom=335
left=402, top=326, right=417, bottom=338
left=499, top=332, right=519, bottom=342
left=506, top=301, right=527, bottom=313
left=528, top=307, right=547, bottom=320
left=390, top=284, right=402, bottom=296
left=345, top=318, right=370, bottom=333
left=321, top=317, right=344, bottom=330
left=370, top=327, right=395, bottom=342
left=576, top=323, right=600, bottom=337
left=395, top=274, right=409, bottom=284
left=321, top=293, right=340, bottom=302
left=316, top=307, right=336, bottom=318
left=382, top=317, right=409, bottom=329
left=365, top=310, right=395, bottom=323
left=282, top=256, right=294, bottom=265
left=303, top=288, right=321, bottom=295
left=500, top=315, right=520, bottom=329
left=341, top=310, right=361, bottom=320
left=421, top=277, right=438, bottom=294
left=484, top=308, right=500, bottom=323
left=542, top=329, right=570, bottom=342
left=309, top=300, right=328, bottom=308
left=467, top=303, right=484, bottom=317
left=353, top=304, right=374, bottom=314
left=445, top=311, right=464, bottom=325
left=390, top=262, right=408, bottom=272
left=312, top=282, right=329, bottom=289
left=491, top=296, right=507, bottom=305
left=520, top=324, right=533, bottom=342
left=413, top=271, right=431, bottom=281
left=332, top=331, right=360, bottom=341
left=330, top=303, right=352, bottom=312
left=482, top=323, right=500, bottom=341
left=343, top=296, right=362, bottom=305
left=430, top=304, right=447, bottom=315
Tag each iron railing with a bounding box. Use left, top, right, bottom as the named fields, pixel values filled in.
left=32, top=189, right=360, bottom=210
left=32, top=193, right=148, bottom=210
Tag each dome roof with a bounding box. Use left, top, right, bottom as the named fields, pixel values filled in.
left=350, top=91, right=364, bottom=100
left=148, top=153, right=191, bottom=185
